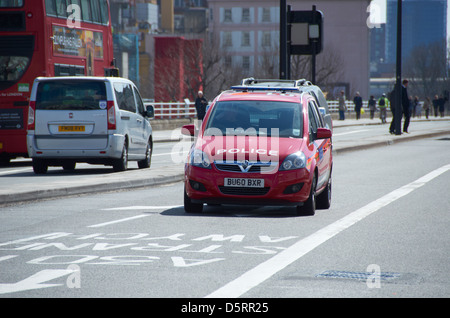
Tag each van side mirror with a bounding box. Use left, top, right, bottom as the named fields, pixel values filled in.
left=145, top=105, right=155, bottom=118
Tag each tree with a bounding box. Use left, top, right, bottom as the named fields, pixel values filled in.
left=404, top=39, right=450, bottom=99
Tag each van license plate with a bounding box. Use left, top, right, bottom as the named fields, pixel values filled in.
left=59, top=125, right=85, bottom=132
left=224, top=178, right=264, bottom=188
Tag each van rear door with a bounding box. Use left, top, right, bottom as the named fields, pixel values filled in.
left=34, top=79, right=109, bottom=150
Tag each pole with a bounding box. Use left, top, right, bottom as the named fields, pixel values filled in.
left=311, top=5, right=317, bottom=84
left=280, top=0, right=287, bottom=79
left=394, top=0, right=402, bottom=135
left=287, top=5, right=291, bottom=79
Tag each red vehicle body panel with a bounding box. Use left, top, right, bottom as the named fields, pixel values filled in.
left=184, top=90, right=332, bottom=211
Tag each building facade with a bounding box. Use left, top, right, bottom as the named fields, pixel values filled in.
left=208, top=0, right=371, bottom=98
left=385, top=0, right=447, bottom=64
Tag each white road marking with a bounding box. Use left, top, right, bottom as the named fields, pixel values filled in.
left=333, top=129, right=370, bottom=137
left=102, top=205, right=181, bottom=211
left=87, top=214, right=150, bottom=228
left=205, top=164, right=450, bottom=298
left=0, top=168, right=31, bottom=176
left=152, top=151, right=188, bottom=157
left=0, top=269, right=76, bottom=294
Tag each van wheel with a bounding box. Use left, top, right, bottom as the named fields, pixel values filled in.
left=297, top=174, right=316, bottom=216
left=138, top=140, right=152, bottom=169
left=184, top=186, right=203, bottom=213
left=62, top=161, right=76, bottom=171
left=33, top=159, right=48, bottom=174
left=113, top=141, right=128, bottom=172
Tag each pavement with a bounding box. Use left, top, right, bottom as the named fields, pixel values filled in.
left=1, top=116, right=449, bottom=206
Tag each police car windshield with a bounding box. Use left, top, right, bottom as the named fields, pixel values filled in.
left=205, top=100, right=303, bottom=138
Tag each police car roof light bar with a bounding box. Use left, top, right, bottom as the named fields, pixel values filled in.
left=230, top=85, right=300, bottom=92
left=240, top=78, right=313, bottom=88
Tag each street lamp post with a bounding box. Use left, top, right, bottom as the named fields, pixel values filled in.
left=394, top=0, right=403, bottom=135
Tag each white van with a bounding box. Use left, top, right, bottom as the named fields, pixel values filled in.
left=27, top=77, right=154, bottom=174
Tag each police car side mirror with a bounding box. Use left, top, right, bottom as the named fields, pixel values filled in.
left=316, top=128, right=332, bottom=139
left=145, top=105, right=155, bottom=118
left=182, top=124, right=195, bottom=136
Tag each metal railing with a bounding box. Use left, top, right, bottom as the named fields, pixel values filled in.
left=144, top=100, right=377, bottom=120
left=144, top=100, right=197, bottom=119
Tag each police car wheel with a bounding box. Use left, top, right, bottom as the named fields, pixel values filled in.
left=184, top=187, right=203, bottom=213
left=297, top=174, right=316, bottom=216
left=316, top=175, right=332, bottom=210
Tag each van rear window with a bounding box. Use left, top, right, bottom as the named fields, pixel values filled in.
left=36, top=80, right=107, bottom=110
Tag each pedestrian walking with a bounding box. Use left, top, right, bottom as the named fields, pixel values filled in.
left=438, top=95, right=446, bottom=117
left=378, top=93, right=388, bottom=124
left=194, top=90, right=208, bottom=131
left=414, top=96, right=421, bottom=118
left=432, top=95, right=439, bottom=117
left=368, top=95, right=376, bottom=119
left=338, top=90, right=346, bottom=120
left=353, top=92, right=363, bottom=120
left=195, top=90, right=207, bottom=121
left=423, top=97, right=431, bottom=119
left=389, top=79, right=409, bottom=134
left=402, top=80, right=411, bottom=133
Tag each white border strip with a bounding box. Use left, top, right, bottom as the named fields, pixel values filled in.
left=205, top=164, right=450, bottom=298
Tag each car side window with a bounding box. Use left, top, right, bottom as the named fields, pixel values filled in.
left=133, top=87, right=145, bottom=116
left=311, top=100, right=324, bottom=127
left=114, top=83, right=136, bottom=113
left=123, top=84, right=136, bottom=113
left=308, top=101, right=320, bottom=141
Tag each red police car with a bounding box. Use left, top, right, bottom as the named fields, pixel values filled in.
left=182, top=79, right=332, bottom=216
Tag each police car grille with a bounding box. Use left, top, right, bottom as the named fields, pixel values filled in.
left=215, top=163, right=262, bottom=173
left=219, top=186, right=270, bottom=196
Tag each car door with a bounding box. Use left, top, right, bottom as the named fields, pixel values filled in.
left=133, top=86, right=151, bottom=152
left=308, top=100, right=331, bottom=190
left=114, top=82, right=141, bottom=156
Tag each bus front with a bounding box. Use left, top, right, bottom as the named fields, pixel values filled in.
left=0, top=1, right=44, bottom=164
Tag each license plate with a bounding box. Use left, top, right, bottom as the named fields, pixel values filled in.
left=224, top=178, right=264, bottom=188
left=59, top=125, right=85, bottom=132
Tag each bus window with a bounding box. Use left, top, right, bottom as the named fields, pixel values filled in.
left=80, top=0, right=91, bottom=22
left=99, top=0, right=109, bottom=25
left=91, top=0, right=101, bottom=23
left=55, top=0, right=67, bottom=18
left=45, top=0, right=57, bottom=16
left=0, top=0, right=24, bottom=7
left=68, top=0, right=81, bottom=10
left=0, top=56, right=30, bottom=81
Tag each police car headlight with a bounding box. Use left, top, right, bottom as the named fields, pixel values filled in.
left=190, top=149, right=211, bottom=169
left=280, top=152, right=306, bottom=171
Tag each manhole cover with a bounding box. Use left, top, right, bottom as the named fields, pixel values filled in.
left=316, top=270, right=401, bottom=281
left=437, top=137, right=450, bottom=141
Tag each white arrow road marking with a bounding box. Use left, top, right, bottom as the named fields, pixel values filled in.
left=0, top=269, right=76, bottom=295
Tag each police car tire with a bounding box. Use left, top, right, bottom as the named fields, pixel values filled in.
left=316, top=176, right=331, bottom=210
left=184, top=187, right=203, bottom=213
left=297, top=174, right=316, bottom=216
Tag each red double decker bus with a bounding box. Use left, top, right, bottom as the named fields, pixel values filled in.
left=0, top=0, right=115, bottom=164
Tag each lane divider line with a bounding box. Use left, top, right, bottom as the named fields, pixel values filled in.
left=205, top=164, right=450, bottom=298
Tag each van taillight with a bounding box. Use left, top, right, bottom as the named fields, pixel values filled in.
left=107, top=101, right=116, bottom=130
left=27, top=101, right=35, bottom=130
